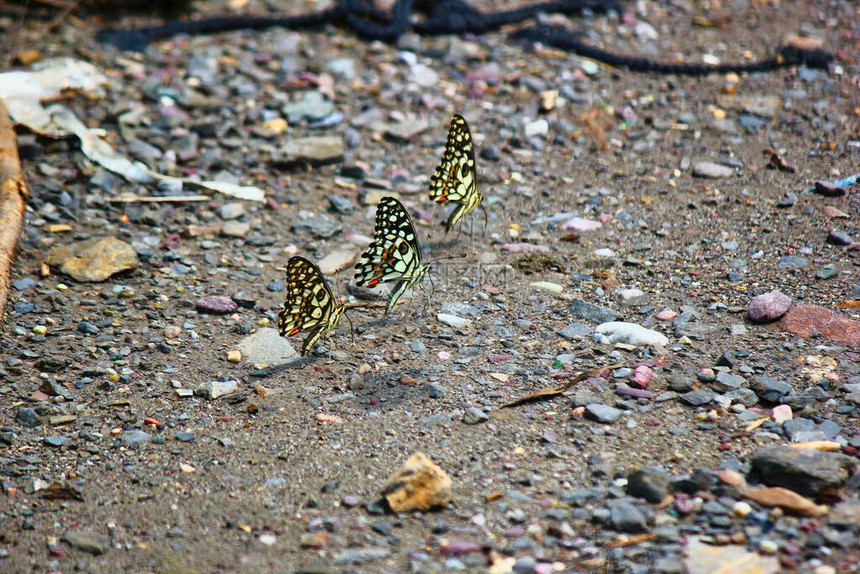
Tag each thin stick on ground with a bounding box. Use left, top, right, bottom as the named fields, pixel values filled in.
left=0, top=99, right=29, bottom=326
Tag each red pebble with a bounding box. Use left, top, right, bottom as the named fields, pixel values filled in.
left=630, top=365, right=653, bottom=389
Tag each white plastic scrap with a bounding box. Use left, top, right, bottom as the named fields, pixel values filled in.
left=0, top=58, right=266, bottom=202
left=594, top=322, right=669, bottom=347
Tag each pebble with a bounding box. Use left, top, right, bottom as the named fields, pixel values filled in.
left=282, top=91, right=334, bottom=122
left=569, top=299, right=616, bottom=324
left=561, top=217, right=602, bottom=232
left=220, top=220, right=251, bottom=237
left=12, top=277, right=36, bottom=290
left=196, top=295, right=238, bottom=314
left=681, top=388, right=716, bottom=407
left=15, top=407, right=42, bottom=427
left=747, top=290, right=791, bottom=323
left=777, top=256, right=808, bottom=269
left=692, top=162, right=734, bottom=178
left=273, top=136, right=344, bottom=166
left=585, top=404, right=622, bottom=424
left=627, top=466, right=671, bottom=503
left=237, top=327, right=301, bottom=367
left=713, top=372, right=745, bottom=392
left=826, top=231, right=852, bottom=245
left=814, top=180, right=846, bottom=197
left=61, top=530, right=109, bottom=555
left=121, top=430, right=151, bottom=448
left=462, top=407, right=489, bottom=425
left=437, top=313, right=472, bottom=329
left=772, top=404, right=792, bottom=424
left=381, top=452, right=451, bottom=512
left=778, top=305, right=860, bottom=345
left=750, top=446, right=856, bottom=497
left=557, top=322, right=591, bottom=339
left=524, top=118, right=548, bottom=137
left=608, top=499, right=648, bottom=532
left=815, top=264, right=838, bottom=280
left=218, top=202, right=245, bottom=220
left=195, top=380, right=239, bottom=400
left=45, top=237, right=139, bottom=282
left=318, top=248, right=357, bottom=275
left=425, top=383, right=446, bottom=398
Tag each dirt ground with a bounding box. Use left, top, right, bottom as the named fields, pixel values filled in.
left=1, top=0, right=859, bottom=572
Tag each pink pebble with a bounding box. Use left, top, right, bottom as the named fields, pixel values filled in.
left=499, top=243, right=551, bottom=254
left=654, top=309, right=678, bottom=321
left=772, top=404, right=793, bottom=424
left=597, top=213, right=614, bottom=223
left=561, top=217, right=602, bottom=232
left=629, top=365, right=653, bottom=390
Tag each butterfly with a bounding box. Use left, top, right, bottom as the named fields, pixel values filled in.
left=429, top=114, right=484, bottom=233
left=278, top=256, right=346, bottom=356
left=354, top=196, right=429, bottom=313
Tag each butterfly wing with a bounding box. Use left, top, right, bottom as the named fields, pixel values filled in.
left=429, top=114, right=482, bottom=231
left=278, top=256, right=344, bottom=355
left=354, top=197, right=428, bottom=312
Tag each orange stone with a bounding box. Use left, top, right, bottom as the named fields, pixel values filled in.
left=380, top=452, right=452, bottom=512
left=778, top=305, right=860, bottom=345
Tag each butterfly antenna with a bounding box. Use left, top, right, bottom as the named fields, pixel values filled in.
left=344, top=311, right=356, bottom=349
left=423, top=271, right=435, bottom=315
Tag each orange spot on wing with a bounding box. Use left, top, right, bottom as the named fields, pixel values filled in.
left=288, top=327, right=301, bottom=336
left=368, top=278, right=380, bottom=286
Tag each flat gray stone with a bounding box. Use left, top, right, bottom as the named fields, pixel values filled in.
left=749, top=446, right=858, bottom=497
left=569, top=299, right=616, bottom=324
left=62, top=530, right=109, bottom=555
left=237, top=327, right=301, bottom=367
left=681, top=388, right=716, bottom=406
left=585, top=403, right=622, bottom=424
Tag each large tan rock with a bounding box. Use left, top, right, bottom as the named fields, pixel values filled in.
left=46, top=237, right=138, bottom=282
left=380, top=452, right=452, bottom=512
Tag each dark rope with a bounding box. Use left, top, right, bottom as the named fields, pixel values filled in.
left=512, top=25, right=833, bottom=74
left=97, top=0, right=834, bottom=74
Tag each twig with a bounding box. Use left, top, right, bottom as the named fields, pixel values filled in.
left=0, top=98, right=30, bottom=326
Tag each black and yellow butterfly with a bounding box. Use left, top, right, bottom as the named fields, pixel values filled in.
left=354, top=196, right=429, bottom=313
left=278, top=256, right=346, bottom=356
left=429, top=114, right=483, bottom=233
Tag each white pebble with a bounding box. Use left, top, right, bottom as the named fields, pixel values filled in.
left=732, top=501, right=753, bottom=517
left=758, top=539, right=778, bottom=554
left=529, top=281, right=563, bottom=293
left=524, top=119, right=548, bottom=138
left=437, top=313, right=472, bottom=329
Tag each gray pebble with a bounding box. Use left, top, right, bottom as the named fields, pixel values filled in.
left=750, top=446, right=857, bottom=497
left=558, top=322, right=592, bottom=339
left=569, top=300, right=616, bottom=324
left=778, top=256, right=808, bottom=269
left=827, top=231, right=852, bottom=245
left=585, top=404, right=622, bottom=424
left=627, top=466, right=671, bottom=503
left=816, top=264, right=838, bottom=280
left=608, top=499, right=649, bottom=532
left=121, top=430, right=152, bottom=448
left=680, top=388, right=716, bottom=406
left=462, top=407, right=489, bottom=425
left=425, top=384, right=447, bottom=398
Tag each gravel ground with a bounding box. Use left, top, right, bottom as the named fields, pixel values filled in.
left=2, top=1, right=860, bottom=572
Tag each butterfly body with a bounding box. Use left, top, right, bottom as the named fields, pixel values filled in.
left=354, top=197, right=429, bottom=313
left=278, top=256, right=345, bottom=356
left=429, top=114, right=483, bottom=233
